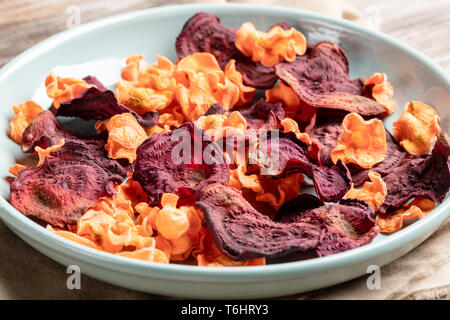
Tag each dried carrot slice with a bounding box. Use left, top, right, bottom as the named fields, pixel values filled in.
left=155, top=193, right=190, bottom=240
left=364, top=72, right=397, bottom=115
left=116, top=247, right=169, bottom=263
left=393, top=101, right=441, bottom=155
left=46, top=225, right=101, bottom=250
left=235, top=22, right=307, bottom=67
left=376, top=198, right=435, bottom=233
left=104, top=113, right=148, bottom=163
left=331, top=112, right=386, bottom=169
left=35, top=139, right=65, bottom=166
left=195, top=111, right=247, bottom=140
left=280, top=118, right=311, bottom=145
left=343, top=171, right=387, bottom=211
left=9, top=101, right=43, bottom=143
left=8, top=164, right=27, bottom=177
left=45, top=73, right=92, bottom=109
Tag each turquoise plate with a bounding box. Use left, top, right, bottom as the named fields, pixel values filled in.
left=0, top=3, right=448, bottom=299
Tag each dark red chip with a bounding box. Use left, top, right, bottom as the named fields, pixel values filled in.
left=238, top=99, right=285, bottom=130
left=133, top=122, right=229, bottom=205
left=275, top=41, right=386, bottom=117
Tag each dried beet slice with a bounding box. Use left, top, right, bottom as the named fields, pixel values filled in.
left=239, top=99, right=285, bottom=130
left=195, top=183, right=322, bottom=260
left=275, top=41, right=386, bottom=117
left=308, top=121, right=343, bottom=167
left=275, top=194, right=324, bottom=223
left=196, top=183, right=378, bottom=260
left=351, top=130, right=406, bottom=187
left=255, top=130, right=352, bottom=202
left=175, top=12, right=277, bottom=89
left=53, top=86, right=159, bottom=129
left=10, top=140, right=127, bottom=228
left=21, top=110, right=105, bottom=153
left=379, top=131, right=450, bottom=214
left=133, top=122, right=229, bottom=205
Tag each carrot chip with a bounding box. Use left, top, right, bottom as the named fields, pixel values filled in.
left=104, top=113, right=148, bottom=163
left=364, top=72, right=397, bottom=115
left=45, top=73, right=93, bottom=109
left=331, top=112, right=387, bottom=169
left=376, top=197, right=435, bottom=233
left=235, top=22, right=307, bottom=67
left=393, top=101, right=441, bottom=155
left=343, top=171, right=387, bottom=211
left=9, top=101, right=43, bottom=144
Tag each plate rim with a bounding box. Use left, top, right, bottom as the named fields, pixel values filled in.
left=0, top=2, right=449, bottom=283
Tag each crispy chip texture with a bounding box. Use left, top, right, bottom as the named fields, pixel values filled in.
left=104, top=113, right=148, bottom=163
left=235, top=22, right=306, bottom=67
left=275, top=42, right=385, bottom=116
left=376, top=198, right=435, bottom=233
left=364, top=72, right=397, bottom=115
left=195, top=111, right=247, bottom=141
left=175, top=12, right=278, bottom=89
left=343, top=171, right=387, bottom=211
left=45, top=73, right=93, bottom=109
left=133, top=122, right=229, bottom=205
left=393, top=101, right=441, bottom=155
left=10, top=140, right=127, bottom=228
left=239, top=99, right=285, bottom=130
left=379, top=131, right=450, bottom=213
left=9, top=101, right=43, bottom=144
left=331, top=112, right=387, bottom=169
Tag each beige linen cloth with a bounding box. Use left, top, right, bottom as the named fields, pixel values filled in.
left=0, top=0, right=448, bottom=300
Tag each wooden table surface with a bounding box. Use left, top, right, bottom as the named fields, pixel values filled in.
left=0, top=0, right=449, bottom=300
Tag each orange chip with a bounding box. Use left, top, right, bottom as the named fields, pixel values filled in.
left=46, top=225, right=101, bottom=250
left=195, top=111, right=247, bottom=141
left=376, top=198, right=435, bottom=234
left=8, top=164, right=27, bottom=177
left=364, top=72, right=397, bottom=115
left=223, top=59, right=256, bottom=106
left=115, top=173, right=148, bottom=208
left=155, top=193, right=190, bottom=240
left=193, top=227, right=265, bottom=267
left=45, top=73, right=93, bottom=109
left=280, top=118, right=311, bottom=145
left=35, top=139, right=65, bottom=166
left=235, top=22, right=307, bottom=67
left=147, top=105, right=185, bottom=136
left=115, top=80, right=173, bottom=114
left=343, top=171, right=387, bottom=211
left=330, top=112, right=386, bottom=169
left=116, top=247, right=169, bottom=263
left=393, top=101, right=441, bottom=155
left=104, top=113, right=148, bottom=163
left=9, top=101, right=43, bottom=144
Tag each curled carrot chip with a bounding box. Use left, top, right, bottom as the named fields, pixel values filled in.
left=393, top=101, right=441, bottom=155
left=45, top=73, right=93, bottom=109
left=193, top=227, right=266, bottom=267
left=265, top=82, right=316, bottom=131
left=9, top=101, right=43, bottom=144
left=195, top=111, right=247, bottom=140
left=46, top=225, right=101, bottom=250
left=376, top=197, right=435, bottom=233
left=235, top=22, right=307, bottom=67
left=104, top=113, right=148, bottom=163
left=147, top=105, right=185, bottom=136
left=35, top=139, right=65, bottom=166
left=115, top=173, right=148, bottom=208
left=155, top=193, right=190, bottom=240
left=223, top=59, right=256, bottom=106
left=280, top=118, right=311, bottom=145
left=8, top=164, right=27, bottom=178
left=331, top=112, right=386, bottom=169
left=115, top=80, right=172, bottom=114
left=364, top=72, right=397, bottom=115
left=343, top=171, right=387, bottom=211
left=116, top=247, right=169, bottom=263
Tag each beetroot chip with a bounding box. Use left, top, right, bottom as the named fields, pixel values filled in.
left=275, top=41, right=386, bottom=117
left=53, top=85, right=158, bottom=129
left=204, top=103, right=227, bottom=116
left=133, top=122, right=229, bottom=205
left=379, top=131, right=450, bottom=214
left=196, top=183, right=378, bottom=260
left=195, top=183, right=322, bottom=260
left=10, top=140, right=127, bottom=228
left=275, top=194, right=324, bottom=223
left=308, top=121, right=343, bottom=167
left=239, top=99, right=285, bottom=130
left=175, top=12, right=277, bottom=89
left=256, top=130, right=352, bottom=202
left=21, top=110, right=105, bottom=153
